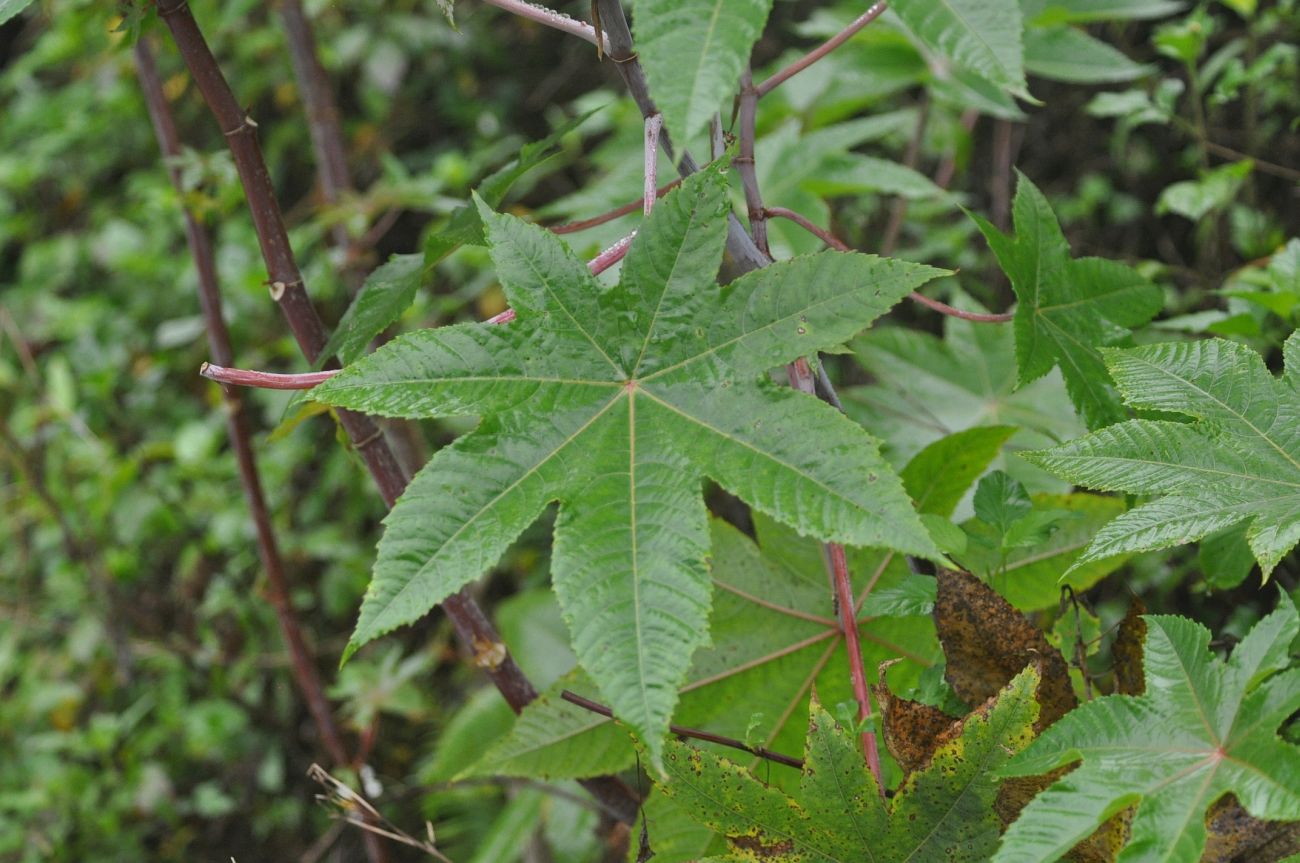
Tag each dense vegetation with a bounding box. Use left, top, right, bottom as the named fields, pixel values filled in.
left=1, top=0, right=1299, bottom=860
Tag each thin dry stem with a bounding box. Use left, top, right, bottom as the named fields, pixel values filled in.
left=756, top=2, right=887, bottom=97
left=763, top=207, right=1014, bottom=322
left=560, top=691, right=805, bottom=770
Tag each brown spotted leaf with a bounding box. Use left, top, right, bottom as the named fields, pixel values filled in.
left=658, top=671, right=1040, bottom=862
left=874, top=680, right=961, bottom=775
left=1111, top=597, right=1147, bottom=696
left=935, top=569, right=1076, bottom=728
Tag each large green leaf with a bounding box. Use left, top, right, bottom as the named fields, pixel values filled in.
left=891, top=0, right=1029, bottom=96
left=658, top=667, right=1040, bottom=862
left=1029, top=334, right=1300, bottom=577
left=634, top=0, right=774, bottom=144
left=994, top=596, right=1300, bottom=862
left=462, top=516, right=940, bottom=781
left=312, top=168, right=945, bottom=765
left=971, top=172, right=1162, bottom=430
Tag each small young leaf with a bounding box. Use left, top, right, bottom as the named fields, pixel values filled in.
left=971, top=172, right=1163, bottom=429
left=973, top=470, right=1033, bottom=534
left=994, top=594, right=1300, bottom=863
left=901, top=426, right=1016, bottom=518
left=315, top=254, right=424, bottom=368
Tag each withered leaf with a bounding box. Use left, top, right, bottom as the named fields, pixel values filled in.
left=1110, top=597, right=1146, bottom=696
left=934, top=569, right=1076, bottom=729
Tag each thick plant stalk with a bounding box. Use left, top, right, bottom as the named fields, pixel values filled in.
left=132, top=40, right=389, bottom=863
left=151, top=0, right=638, bottom=826
left=277, top=0, right=355, bottom=261
left=736, top=69, right=769, bottom=256
left=135, top=37, right=348, bottom=768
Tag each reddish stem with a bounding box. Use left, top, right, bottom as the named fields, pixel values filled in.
left=762, top=208, right=1014, bottom=323
left=786, top=359, right=884, bottom=788
left=589, top=232, right=635, bottom=275
left=755, top=2, right=888, bottom=98
left=480, top=0, right=610, bottom=51
left=763, top=207, right=850, bottom=251
left=550, top=180, right=681, bottom=234
left=908, top=292, right=1014, bottom=323
left=829, top=543, right=883, bottom=789
left=201, top=363, right=339, bottom=390
left=561, top=691, right=804, bottom=770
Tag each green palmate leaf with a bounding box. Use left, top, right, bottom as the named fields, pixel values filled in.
left=994, top=595, right=1300, bottom=863
left=464, top=516, right=940, bottom=781
left=1023, top=26, right=1153, bottom=83
left=313, top=167, right=945, bottom=765
left=635, top=0, right=774, bottom=144
left=891, top=0, right=1029, bottom=96
left=1029, top=334, right=1300, bottom=577
left=971, top=172, right=1162, bottom=430
left=658, top=668, right=1039, bottom=862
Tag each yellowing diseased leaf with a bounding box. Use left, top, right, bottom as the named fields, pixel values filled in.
left=659, top=670, right=1040, bottom=862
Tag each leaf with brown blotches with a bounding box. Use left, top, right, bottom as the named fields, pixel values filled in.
left=873, top=678, right=960, bottom=775
left=1110, top=597, right=1146, bottom=696
left=934, top=569, right=1076, bottom=729
left=657, top=672, right=1041, bottom=862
